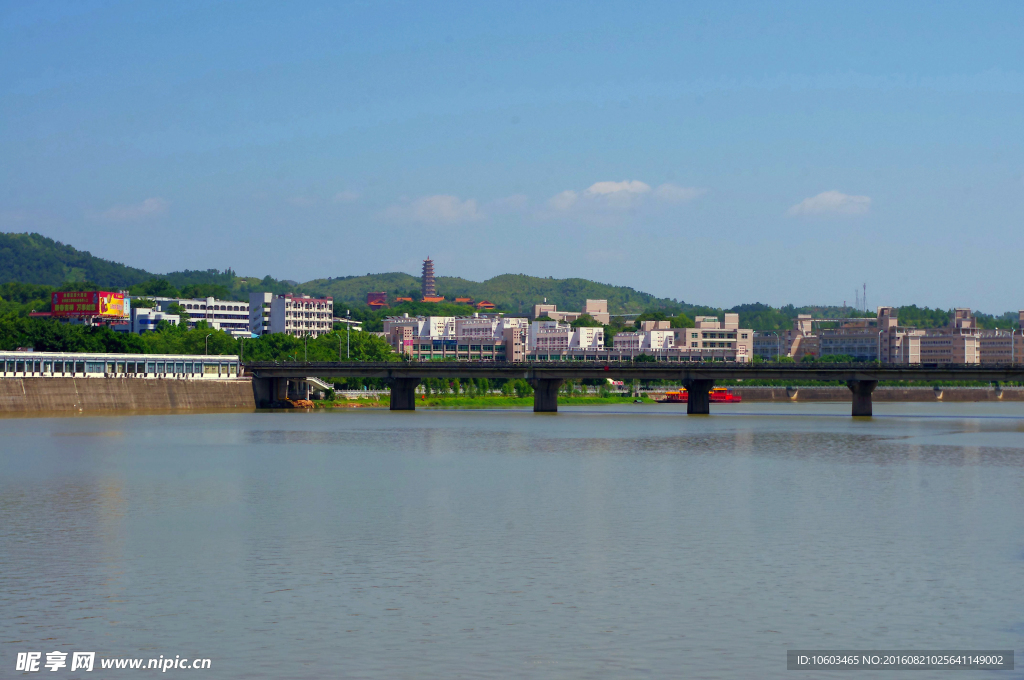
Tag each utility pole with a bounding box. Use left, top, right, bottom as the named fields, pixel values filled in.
left=346, top=309, right=351, bottom=360
left=205, top=334, right=211, bottom=355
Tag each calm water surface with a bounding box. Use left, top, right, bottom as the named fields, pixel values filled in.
left=2, top=403, right=1023, bottom=679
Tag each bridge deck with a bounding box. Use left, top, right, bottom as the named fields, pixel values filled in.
left=246, top=361, right=1024, bottom=382
left=246, top=362, right=1024, bottom=416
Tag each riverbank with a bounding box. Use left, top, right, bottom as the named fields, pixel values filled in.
left=0, top=377, right=255, bottom=413
left=314, top=394, right=657, bottom=409
left=730, top=385, right=1024, bottom=402
left=312, top=386, right=1024, bottom=409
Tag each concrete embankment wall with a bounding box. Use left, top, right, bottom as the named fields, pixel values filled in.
left=730, top=386, right=1024, bottom=402
left=0, top=377, right=255, bottom=413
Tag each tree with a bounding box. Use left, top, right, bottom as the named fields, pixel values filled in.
left=129, top=278, right=181, bottom=298
left=512, top=379, right=533, bottom=398
left=570, top=314, right=603, bottom=328
left=167, top=303, right=188, bottom=322
left=58, top=280, right=102, bottom=292
left=818, top=354, right=856, bottom=363
left=180, top=283, right=232, bottom=300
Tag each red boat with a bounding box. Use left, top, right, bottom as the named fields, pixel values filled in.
left=661, top=387, right=742, bottom=403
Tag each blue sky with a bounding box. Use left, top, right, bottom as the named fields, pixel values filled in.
left=2, top=1, right=1023, bottom=311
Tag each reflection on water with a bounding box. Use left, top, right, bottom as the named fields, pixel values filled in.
left=1, top=403, right=1023, bottom=679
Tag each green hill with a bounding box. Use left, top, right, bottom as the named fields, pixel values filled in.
left=0, top=232, right=674, bottom=313
left=0, top=232, right=290, bottom=297
left=301, top=273, right=676, bottom=314
left=0, top=232, right=155, bottom=287
left=4, top=231, right=1019, bottom=330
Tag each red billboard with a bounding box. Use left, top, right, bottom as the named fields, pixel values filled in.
left=51, top=291, right=128, bottom=318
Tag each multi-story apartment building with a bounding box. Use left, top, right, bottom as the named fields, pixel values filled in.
left=133, top=296, right=251, bottom=339
left=680, top=315, right=752, bottom=355
left=919, top=334, right=979, bottom=363
left=614, top=327, right=671, bottom=350
left=383, top=315, right=455, bottom=340
left=270, top=294, right=334, bottom=338
left=607, top=315, right=754, bottom=361
left=973, top=310, right=1024, bottom=364
left=248, top=292, right=273, bottom=335
left=978, top=312, right=1024, bottom=363
left=614, top=321, right=676, bottom=351
left=130, top=307, right=180, bottom=334
left=531, top=299, right=611, bottom=324
left=382, top=313, right=527, bottom=361
left=818, top=321, right=883, bottom=361
left=525, top=314, right=751, bottom=361
left=529, top=320, right=604, bottom=355
left=247, top=293, right=334, bottom=338
left=752, top=306, right=1023, bottom=364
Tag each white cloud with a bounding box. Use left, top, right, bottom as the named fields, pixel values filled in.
left=380, top=195, right=483, bottom=224
left=547, top=190, right=578, bottom=211
left=653, top=183, right=707, bottom=203
left=333, top=190, right=359, bottom=203
left=98, top=197, right=169, bottom=221
left=787, top=190, right=871, bottom=216
left=584, top=180, right=651, bottom=197
left=547, top=179, right=705, bottom=213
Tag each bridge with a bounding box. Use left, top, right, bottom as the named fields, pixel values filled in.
left=246, top=361, right=1024, bottom=416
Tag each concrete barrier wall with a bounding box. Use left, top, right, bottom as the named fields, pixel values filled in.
left=731, top=386, right=1024, bottom=402
left=0, top=377, right=255, bottom=413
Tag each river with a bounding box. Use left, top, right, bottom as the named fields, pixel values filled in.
left=1, top=403, right=1022, bottom=678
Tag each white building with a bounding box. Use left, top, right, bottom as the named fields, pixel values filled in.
left=1, top=351, right=240, bottom=379
left=606, top=315, right=753, bottom=361
left=248, top=292, right=335, bottom=338
left=382, top=313, right=528, bottom=361
left=614, top=320, right=676, bottom=351
left=382, top=315, right=455, bottom=339
left=529, top=320, right=604, bottom=355
left=132, top=296, right=251, bottom=339
left=130, top=307, right=180, bottom=334
left=270, top=294, right=334, bottom=338
left=249, top=292, right=273, bottom=336
left=532, top=299, right=611, bottom=324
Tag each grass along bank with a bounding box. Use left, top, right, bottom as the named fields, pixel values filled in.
left=312, top=393, right=657, bottom=409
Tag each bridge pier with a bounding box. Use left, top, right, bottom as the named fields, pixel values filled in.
left=274, top=378, right=289, bottom=402
left=251, top=377, right=289, bottom=407
left=530, top=378, right=564, bottom=412
left=684, top=379, right=715, bottom=415
left=252, top=377, right=273, bottom=407
left=847, top=380, right=878, bottom=417
left=388, top=377, right=421, bottom=411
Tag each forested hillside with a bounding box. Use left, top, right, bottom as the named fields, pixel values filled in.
left=0, top=232, right=292, bottom=299
left=301, top=273, right=676, bottom=314
left=1, top=232, right=1020, bottom=331
left=0, top=232, right=154, bottom=287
